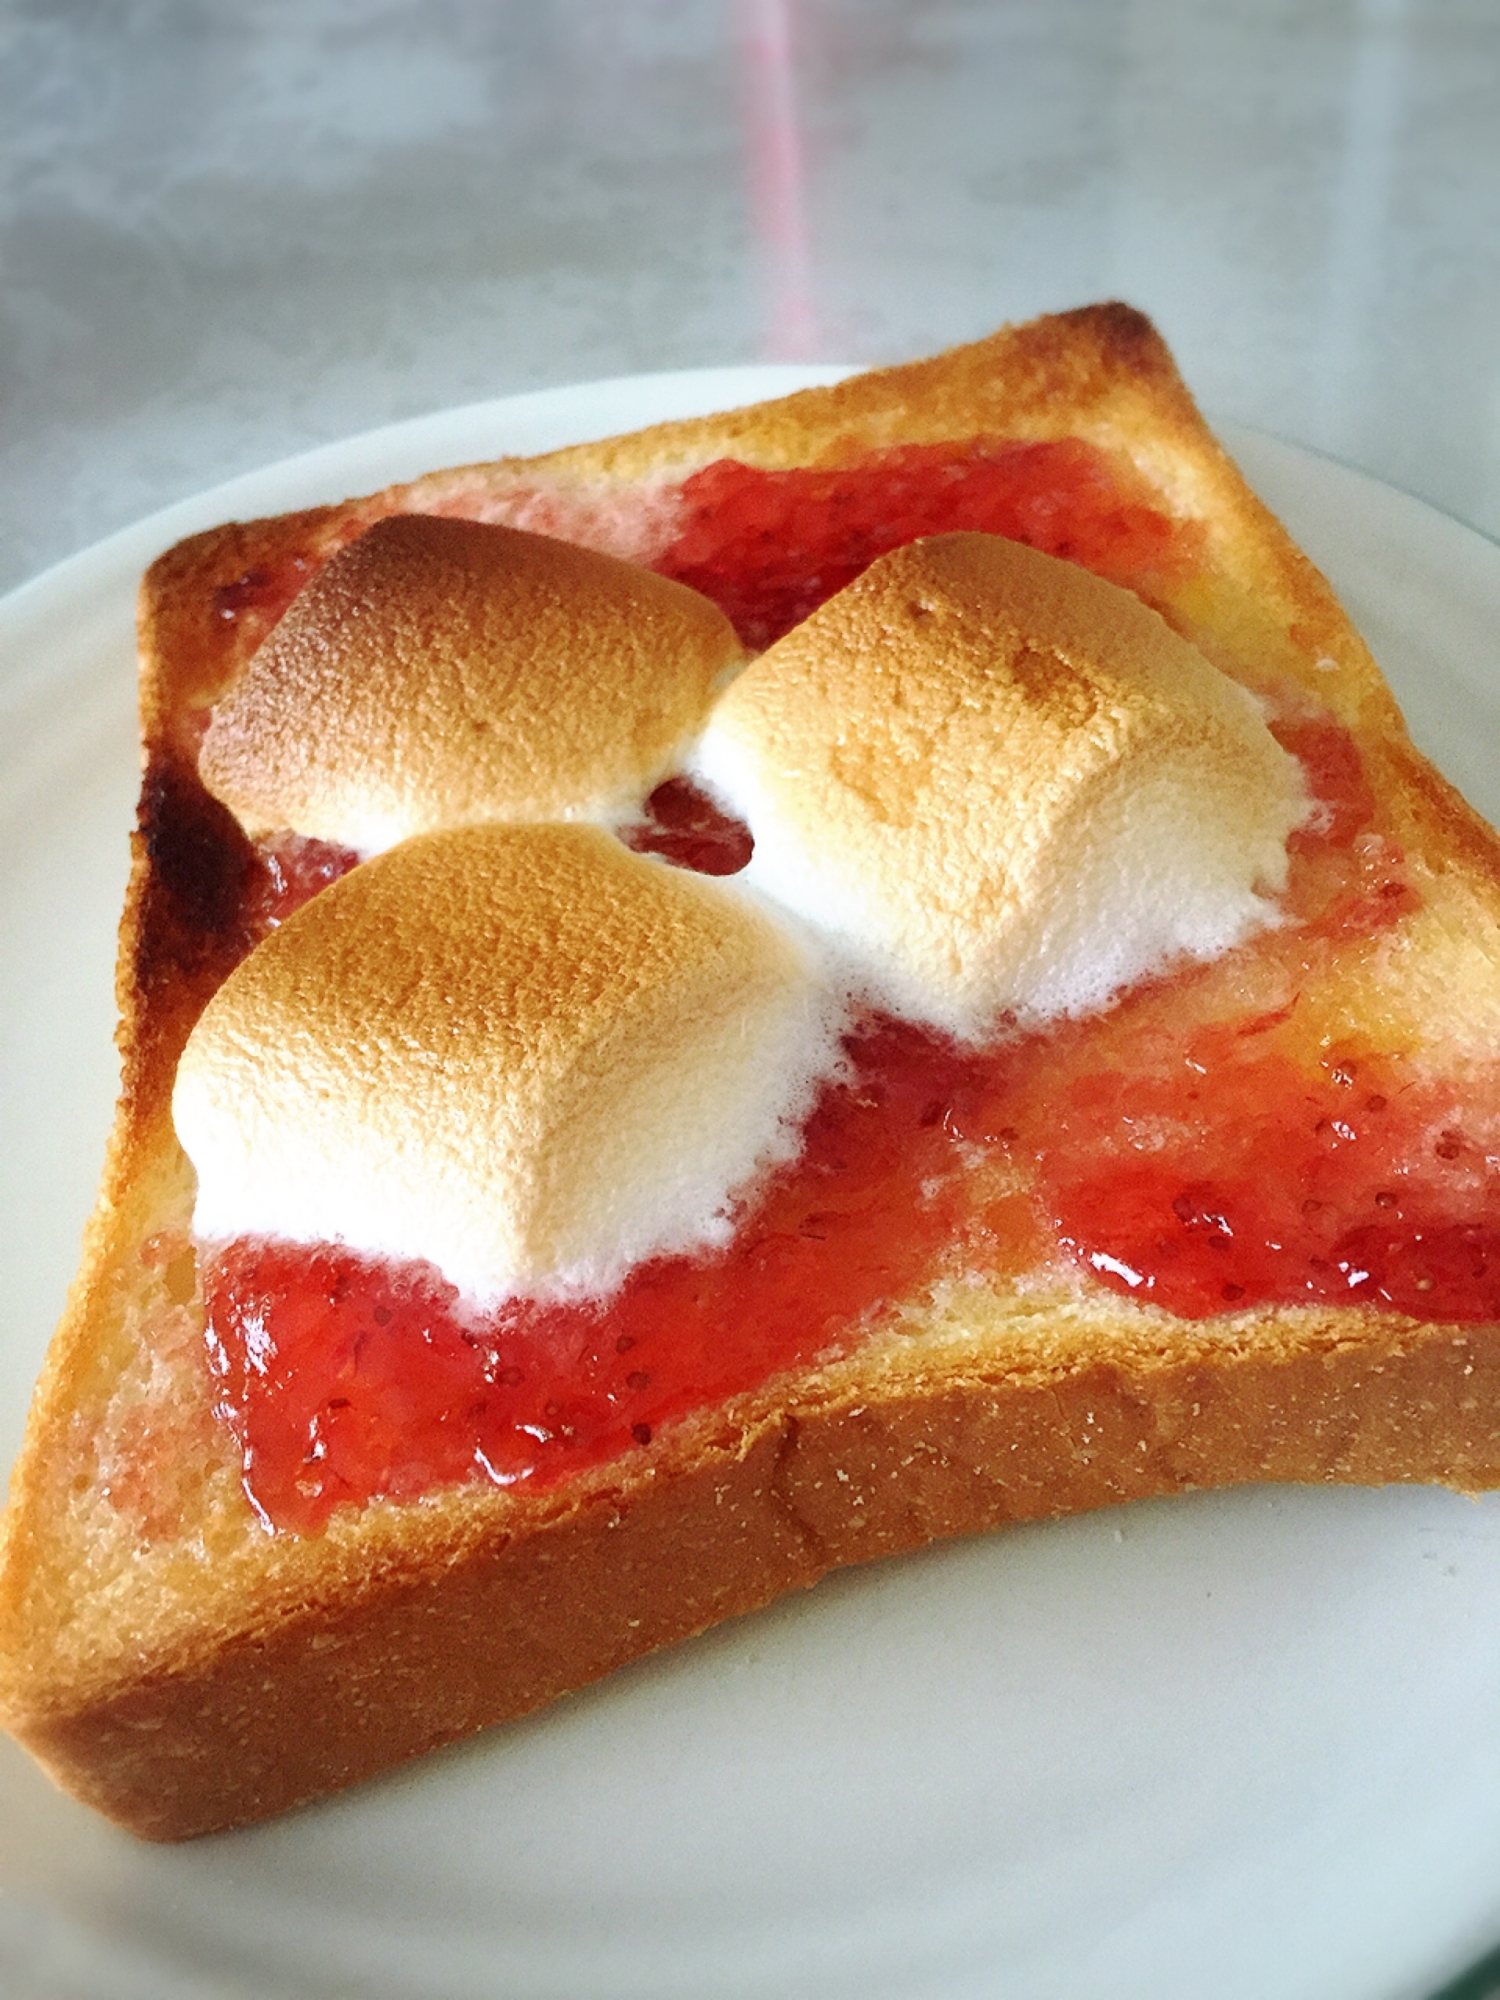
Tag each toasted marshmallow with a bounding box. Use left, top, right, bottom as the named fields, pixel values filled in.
left=694, top=532, right=1306, bottom=1040
left=173, top=824, right=840, bottom=1304
left=198, top=514, right=745, bottom=852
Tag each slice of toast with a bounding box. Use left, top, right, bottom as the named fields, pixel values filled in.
left=5, top=302, right=1500, bottom=1842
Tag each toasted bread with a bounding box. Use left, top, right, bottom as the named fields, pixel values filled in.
left=4, top=303, right=1500, bottom=1842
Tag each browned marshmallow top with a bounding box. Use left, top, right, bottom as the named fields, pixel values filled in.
left=197, top=514, right=745, bottom=851
left=177, top=528, right=1309, bottom=1304
left=173, top=823, right=837, bottom=1302
left=694, top=532, right=1306, bottom=1037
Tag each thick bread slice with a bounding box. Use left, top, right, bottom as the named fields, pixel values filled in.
left=4, top=304, right=1500, bottom=1842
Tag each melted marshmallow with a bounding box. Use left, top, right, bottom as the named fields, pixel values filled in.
left=173, top=825, right=844, bottom=1304
left=198, top=513, right=745, bottom=854
left=694, top=532, right=1307, bottom=1040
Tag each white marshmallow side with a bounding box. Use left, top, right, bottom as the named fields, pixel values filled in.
left=179, top=983, right=842, bottom=1302
left=695, top=707, right=1299, bottom=1036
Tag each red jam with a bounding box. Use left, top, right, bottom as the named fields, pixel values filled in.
left=194, top=439, right=1493, bottom=1535
left=212, top=567, right=280, bottom=623
left=242, top=832, right=359, bottom=936
left=650, top=438, right=1200, bottom=647
left=619, top=777, right=753, bottom=875
left=1042, top=1038, right=1500, bottom=1321
left=210, top=555, right=321, bottom=657
left=988, top=714, right=1477, bottom=1321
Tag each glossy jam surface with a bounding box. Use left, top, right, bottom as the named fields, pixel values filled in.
left=651, top=438, right=1199, bottom=647
left=1043, top=1037, right=1500, bottom=1321
left=243, top=832, right=359, bottom=936
left=1002, top=714, right=1481, bottom=1320
left=620, top=777, right=753, bottom=875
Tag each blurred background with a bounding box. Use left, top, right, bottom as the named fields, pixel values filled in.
left=2, top=0, right=1497, bottom=596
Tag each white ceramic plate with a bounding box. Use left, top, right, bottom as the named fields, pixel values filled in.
left=3, top=371, right=1500, bottom=2000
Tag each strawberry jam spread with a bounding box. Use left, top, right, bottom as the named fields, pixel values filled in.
left=651, top=438, right=1199, bottom=647
left=193, top=437, right=1489, bottom=1535
left=242, top=832, right=359, bottom=936
left=620, top=777, right=754, bottom=875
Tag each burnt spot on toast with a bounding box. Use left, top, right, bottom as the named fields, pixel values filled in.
left=132, top=755, right=258, bottom=999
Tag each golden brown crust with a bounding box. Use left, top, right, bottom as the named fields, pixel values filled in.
left=405, top=302, right=1205, bottom=490
left=15, top=1305, right=1500, bottom=1842
left=7, top=303, right=1500, bottom=1841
